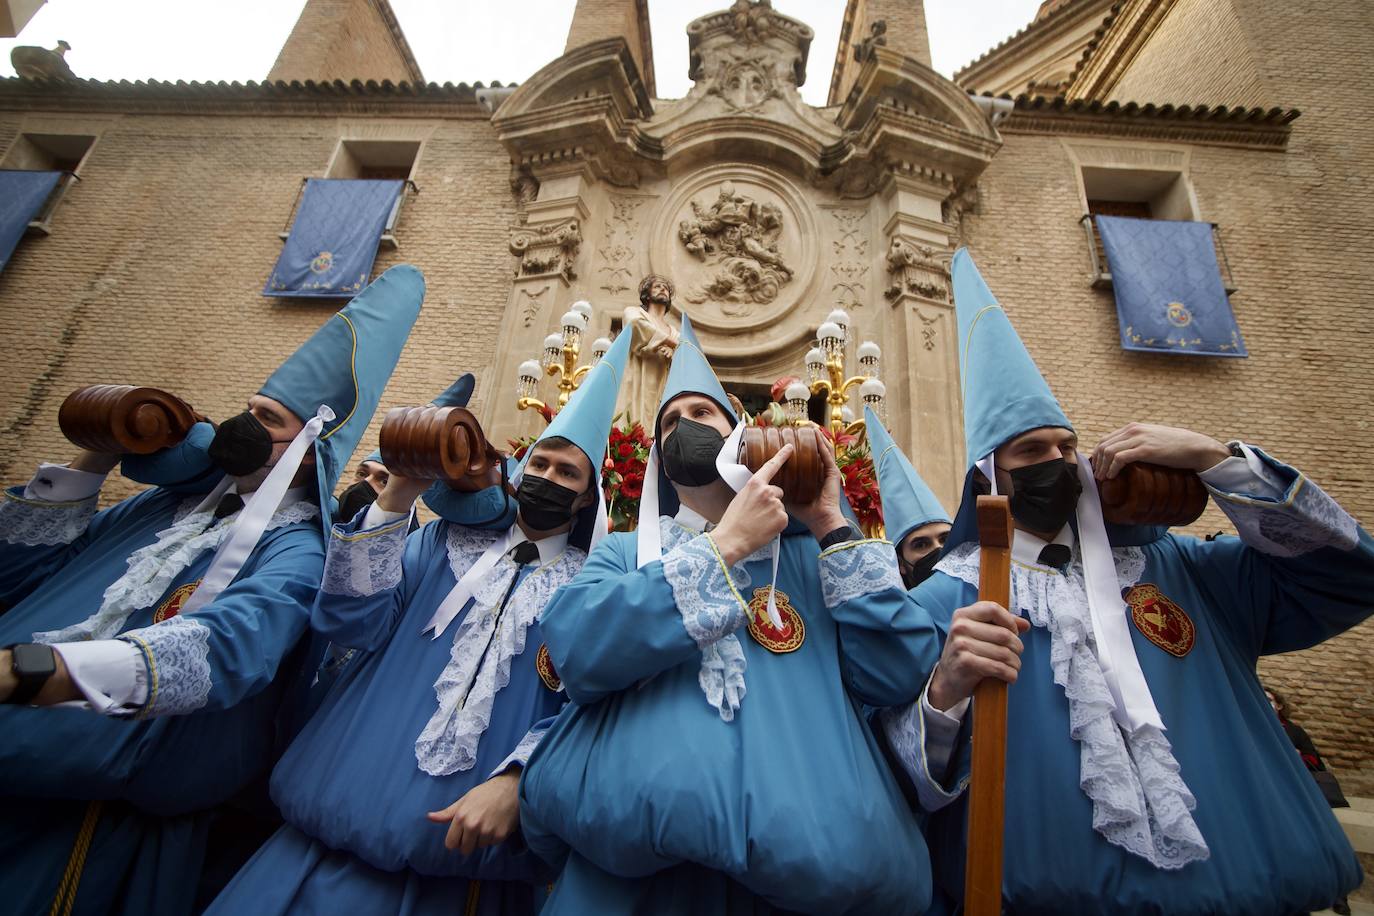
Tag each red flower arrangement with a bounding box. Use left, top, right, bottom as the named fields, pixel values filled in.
left=602, top=414, right=652, bottom=531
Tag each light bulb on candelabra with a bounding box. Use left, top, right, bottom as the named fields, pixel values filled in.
left=570, top=300, right=594, bottom=322
left=541, top=333, right=563, bottom=370
left=825, top=308, right=850, bottom=343
left=841, top=405, right=855, bottom=425
left=560, top=310, right=588, bottom=348
left=860, top=377, right=886, bottom=413
left=805, top=347, right=825, bottom=382
left=784, top=380, right=810, bottom=422
left=516, top=359, right=542, bottom=398
left=817, top=322, right=844, bottom=359
left=857, top=340, right=881, bottom=378
left=590, top=337, right=611, bottom=364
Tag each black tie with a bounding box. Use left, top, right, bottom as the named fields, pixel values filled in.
left=213, top=493, right=245, bottom=520
left=1038, top=543, right=1072, bottom=570
left=510, top=541, right=540, bottom=566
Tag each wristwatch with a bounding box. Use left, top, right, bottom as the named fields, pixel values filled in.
left=3, top=643, right=56, bottom=705
left=818, top=523, right=861, bottom=551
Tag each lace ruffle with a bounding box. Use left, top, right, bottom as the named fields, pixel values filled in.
left=120, top=615, right=213, bottom=717
left=818, top=538, right=903, bottom=608
left=320, top=516, right=408, bottom=597
left=413, top=525, right=584, bottom=777
left=34, top=498, right=318, bottom=644
left=0, top=489, right=98, bottom=546
left=936, top=542, right=1209, bottom=869
left=1211, top=476, right=1360, bottom=558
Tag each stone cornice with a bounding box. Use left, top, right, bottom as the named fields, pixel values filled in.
left=1002, top=93, right=1298, bottom=148
left=0, top=76, right=490, bottom=118
left=955, top=0, right=1114, bottom=91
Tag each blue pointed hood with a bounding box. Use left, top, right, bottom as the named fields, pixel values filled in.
left=865, top=406, right=949, bottom=546
left=655, top=313, right=735, bottom=434
left=946, top=248, right=1071, bottom=549
left=259, top=264, right=424, bottom=533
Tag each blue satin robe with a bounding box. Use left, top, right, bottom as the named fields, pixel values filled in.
left=0, top=484, right=324, bottom=916
left=521, top=521, right=942, bottom=915
left=207, top=513, right=575, bottom=916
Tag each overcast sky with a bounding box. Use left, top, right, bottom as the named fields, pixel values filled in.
left=0, top=0, right=1042, bottom=103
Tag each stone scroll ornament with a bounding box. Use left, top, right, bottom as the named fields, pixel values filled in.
left=678, top=181, right=793, bottom=313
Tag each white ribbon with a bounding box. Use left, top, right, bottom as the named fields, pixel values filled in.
left=1074, top=458, right=1164, bottom=732
left=179, top=405, right=333, bottom=616
left=635, top=445, right=663, bottom=569
left=715, top=422, right=783, bottom=630
left=423, top=524, right=515, bottom=638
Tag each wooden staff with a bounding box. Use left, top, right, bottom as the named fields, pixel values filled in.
left=965, top=494, right=1014, bottom=916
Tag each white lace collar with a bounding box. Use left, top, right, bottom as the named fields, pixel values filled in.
left=1010, top=525, right=1073, bottom=568
left=509, top=526, right=569, bottom=567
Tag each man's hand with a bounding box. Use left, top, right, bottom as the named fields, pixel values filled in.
left=375, top=472, right=433, bottom=515
left=926, top=602, right=1030, bottom=712
left=426, top=770, right=522, bottom=855
left=1091, top=423, right=1230, bottom=480
left=0, top=647, right=81, bottom=706
left=69, top=450, right=121, bottom=475
left=712, top=444, right=792, bottom=567
left=787, top=436, right=848, bottom=542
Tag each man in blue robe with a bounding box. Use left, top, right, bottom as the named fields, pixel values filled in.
left=520, top=314, right=941, bottom=915
left=206, top=332, right=633, bottom=916
left=0, top=265, right=425, bottom=916
left=865, top=405, right=951, bottom=590
left=882, top=249, right=1373, bottom=915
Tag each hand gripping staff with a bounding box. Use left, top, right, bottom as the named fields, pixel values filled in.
left=964, top=494, right=1013, bottom=916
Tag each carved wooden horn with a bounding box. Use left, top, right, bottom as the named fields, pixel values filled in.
left=58, top=385, right=202, bottom=455
left=378, top=405, right=500, bottom=489
left=739, top=425, right=825, bottom=505
left=1097, top=461, right=1208, bottom=528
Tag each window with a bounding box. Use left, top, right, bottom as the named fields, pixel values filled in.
left=323, top=139, right=421, bottom=247
left=0, top=132, right=95, bottom=233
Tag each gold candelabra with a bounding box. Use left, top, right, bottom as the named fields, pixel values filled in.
left=515, top=300, right=611, bottom=420
left=785, top=308, right=886, bottom=438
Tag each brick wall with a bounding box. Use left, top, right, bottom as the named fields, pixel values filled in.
left=268, top=0, right=418, bottom=84
left=1104, top=0, right=1264, bottom=107
left=0, top=101, right=516, bottom=508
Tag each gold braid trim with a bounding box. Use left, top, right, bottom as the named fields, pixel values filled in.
left=49, top=800, right=103, bottom=916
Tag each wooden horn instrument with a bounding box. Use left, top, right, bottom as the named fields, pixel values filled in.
left=58, top=385, right=203, bottom=455
left=1096, top=461, right=1208, bottom=527
left=378, top=405, right=500, bottom=491
left=738, top=425, right=826, bottom=505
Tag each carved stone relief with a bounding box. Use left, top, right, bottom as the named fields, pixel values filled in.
left=597, top=196, right=646, bottom=298
left=518, top=284, right=550, bottom=327
left=509, top=218, right=581, bottom=281
left=827, top=208, right=869, bottom=310
left=678, top=181, right=794, bottom=312
left=884, top=237, right=950, bottom=303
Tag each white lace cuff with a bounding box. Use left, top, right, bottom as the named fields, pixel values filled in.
left=487, top=723, right=548, bottom=778
left=817, top=538, right=903, bottom=608
left=1203, top=445, right=1360, bottom=558
left=879, top=676, right=970, bottom=812
left=118, top=616, right=213, bottom=718
left=321, top=514, right=409, bottom=597
left=0, top=486, right=98, bottom=547
left=661, top=533, right=750, bottom=649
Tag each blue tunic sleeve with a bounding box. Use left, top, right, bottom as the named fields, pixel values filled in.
left=817, top=538, right=939, bottom=707
left=311, top=512, right=437, bottom=651
left=115, top=521, right=325, bottom=717
left=1187, top=447, right=1373, bottom=658
left=539, top=530, right=749, bottom=705
left=0, top=485, right=167, bottom=608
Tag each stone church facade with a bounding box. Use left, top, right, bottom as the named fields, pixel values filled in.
left=0, top=0, right=1370, bottom=787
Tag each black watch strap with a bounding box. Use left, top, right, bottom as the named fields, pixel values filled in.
left=818, top=524, right=861, bottom=551
left=4, top=643, right=57, bottom=705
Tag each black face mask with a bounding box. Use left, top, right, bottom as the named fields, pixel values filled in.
left=517, top=474, right=583, bottom=531
left=1007, top=457, right=1082, bottom=534
left=337, top=480, right=379, bottom=523
left=900, top=549, right=942, bottom=590
left=208, top=412, right=274, bottom=477
left=660, top=417, right=725, bottom=487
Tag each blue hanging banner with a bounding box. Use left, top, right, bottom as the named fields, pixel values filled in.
left=1096, top=215, right=1247, bottom=357
left=0, top=169, right=62, bottom=273
left=264, top=178, right=404, bottom=298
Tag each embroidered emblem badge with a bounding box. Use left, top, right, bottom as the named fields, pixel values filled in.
left=153, top=580, right=201, bottom=624
left=1125, top=583, right=1195, bottom=657
left=535, top=643, right=562, bottom=692
left=1166, top=301, right=1193, bottom=328
left=310, top=251, right=334, bottom=274
left=746, top=587, right=805, bottom=654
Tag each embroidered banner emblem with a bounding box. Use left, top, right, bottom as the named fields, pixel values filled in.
left=153, top=580, right=201, bottom=624
left=535, top=644, right=562, bottom=692
left=746, top=587, right=805, bottom=654
left=1125, top=583, right=1195, bottom=657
